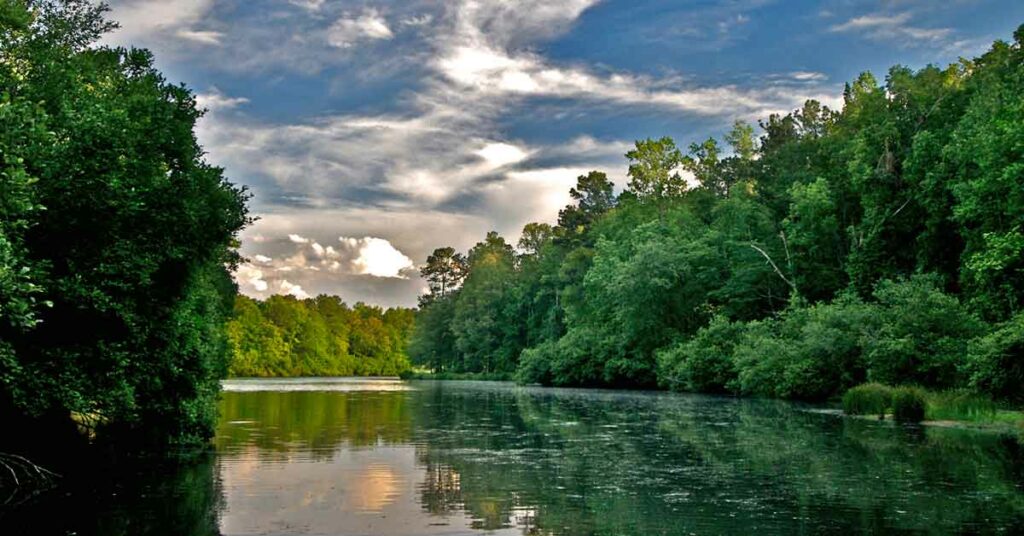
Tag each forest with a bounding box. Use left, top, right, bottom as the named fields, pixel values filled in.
left=226, top=295, right=414, bottom=378
left=410, top=26, right=1024, bottom=406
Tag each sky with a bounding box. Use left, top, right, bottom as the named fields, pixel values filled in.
left=102, top=0, right=1024, bottom=308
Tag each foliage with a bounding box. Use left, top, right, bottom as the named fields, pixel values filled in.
left=410, top=27, right=1024, bottom=407
left=0, top=0, right=250, bottom=446
left=226, top=295, right=414, bottom=377
left=657, top=316, right=743, bottom=394
left=966, top=312, right=1024, bottom=403
left=864, top=275, right=983, bottom=389
left=890, top=386, right=927, bottom=423
left=842, top=383, right=893, bottom=418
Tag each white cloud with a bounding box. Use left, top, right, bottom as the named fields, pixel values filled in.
left=195, top=89, right=249, bottom=111
left=175, top=29, right=223, bottom=45
left=790, top=71, right=828, bottom=82
left=236, top=264, right=269, bottom=292
left=328, top=9, right=394, bottom=48
left=830, top=13, right=912, bottom=32
left=829, top=12, right=952, bottom=46
left=288, top=0, right=325, bottom=12
left=400, top=14, right=433, bottom=27
left=337, top=237, right=415, bottom=279
left=279, top=280, right=309, bottom=299
left=288, top=234, right=310, bottom=244
left=253, top=254, right=272, bottom=264
left=105, top=0, right=217, bottom=46
left=476, top=142, right=530, bottom=168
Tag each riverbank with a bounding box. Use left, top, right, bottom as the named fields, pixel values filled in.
left=400, top=370, right=514, bottom=381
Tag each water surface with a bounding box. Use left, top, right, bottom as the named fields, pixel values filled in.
left=5, top=378, right=1024, bottom=534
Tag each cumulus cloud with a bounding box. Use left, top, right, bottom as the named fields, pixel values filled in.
left=278, top=280, right=309, bottom=299
left=337, top=237, right=416, bottom=278
left=234, top=233, right=418, bottom=303
left=328, top=9, right=394, bottom=48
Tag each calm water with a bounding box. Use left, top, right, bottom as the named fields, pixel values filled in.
left=4, top=378, right=1024, bottom=535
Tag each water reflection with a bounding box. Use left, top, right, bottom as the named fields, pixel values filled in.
left=4, top=378, right=1023, bottom=535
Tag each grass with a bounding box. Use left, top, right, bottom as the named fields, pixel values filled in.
left=892, top=386, right=927, bottom=423
left=842, top=383, right=892, bottom=418
left=925, top=390, right=998, bottom=422
left=842, top=383, right=1024, bottom=427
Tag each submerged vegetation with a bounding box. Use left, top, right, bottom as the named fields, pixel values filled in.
left=410, top=27, right=1024, bottom=412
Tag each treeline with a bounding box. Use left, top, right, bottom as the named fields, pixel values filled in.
left=226, top=295, right=414, bottom=377
left=0, top=1, right=249, bottom=446
left=410, top=27, right=1024, bottom=404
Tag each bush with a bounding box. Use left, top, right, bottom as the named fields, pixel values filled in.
left=732, top=298, right=874, bottom=401
left=966, top=312, right=1024, bottom=403
left=891, top=387, right=927, bottom=422
left=843, top=383, right=893, bottom=418
left=657, top=316, right=742, bottom=393
left=866, top=276, right=984, bottom=389
left=926, top=390, right=998, bottom=422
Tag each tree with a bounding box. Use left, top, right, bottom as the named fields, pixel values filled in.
left=0, top=0, right=250, bottom=446
left=625, top=137, right=687, bottom=202
left=420, top=247, right=468, bottom=304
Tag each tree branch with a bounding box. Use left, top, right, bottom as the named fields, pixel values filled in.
left=749, top=243, right=798, bottom=295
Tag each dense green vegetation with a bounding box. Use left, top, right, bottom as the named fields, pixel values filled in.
left=0, top=1, right=249, bottom=446
left=410, top=27, right=1024, bottom=407
left=226, top=295, right=414, bottom=377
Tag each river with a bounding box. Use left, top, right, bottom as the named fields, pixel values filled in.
left=4, top=377, right=1023, bottom=534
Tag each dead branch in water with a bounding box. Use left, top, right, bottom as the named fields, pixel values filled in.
left=0, top=452, right=61, bottom=507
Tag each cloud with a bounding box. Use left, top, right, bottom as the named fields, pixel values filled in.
left=158, top=0, right=845, bottom=305
left=195, top=89, right=249, bottom=112
left=236, top=264, right=269, bottom=292
left=288, top=0, right=325, bottom=12
left=400, top=14, right=433, bottom=27
left=175, top=29, right=224, bottom=45
left=475, top=142, right=530, bottom=168
left=104, top=0, right=217, bottom=46
left=278, top=280, right=309, bottom=299
left=790, top=71, right=828, bottom=82
left=337, top=237, right=416, bottom=278
left=328, top=9, right=394, bottom=48
left=829, top=11, right=952, bottom=46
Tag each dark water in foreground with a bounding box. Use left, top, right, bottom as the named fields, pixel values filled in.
left=4, top=378, right=1024, bottom=535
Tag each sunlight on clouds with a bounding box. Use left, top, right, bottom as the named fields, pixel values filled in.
left=338, top=237, right=415, bottom=279
left=476, top=142, right=529, bottom=168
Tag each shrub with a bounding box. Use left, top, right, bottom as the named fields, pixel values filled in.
left=732, top=298, right=874, bottom=401
left=866, top=276, right=984, bottom=389
left=843, top=383, right=893, bottom=418
left=966, top=312, right=1024, bottom=403
left=657, top=316, right=743, bottom=393
left=891, top=386, right=927, bottom=422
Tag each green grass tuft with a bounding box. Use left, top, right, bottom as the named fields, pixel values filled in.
left=891, top=386, right=928, bottom=423
left=843, top=383, right=893, bottom=418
